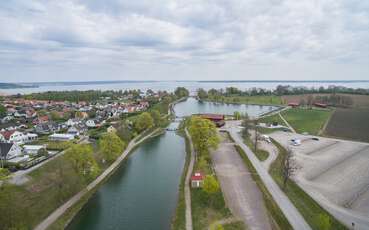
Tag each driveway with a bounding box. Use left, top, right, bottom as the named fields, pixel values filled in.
left=211, top=132, right=271, bottom=230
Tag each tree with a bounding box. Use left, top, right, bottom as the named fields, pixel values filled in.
left=116, top=122, right=133, bottom=143
left=188, top=116, right=219, bottom=155
left=202, top=175, right=220, bottom=195
left=282, top=147, right=297, bottom=189
left=253, top=119, right=259, bottom=152
left=197, top=88, right=208, bottom=100
left=0, top=104, right=6, bottom=118
left=174, top=87, right=189, bottom=99
left=233, top=111, right=241, bottom=120
left=134, top=112, right=154, bottom=132
left=241, top=118, right=251, bottom=138
left=150, top=109, right=162, bottom=127
left=99, top=132, right=126, bottom=162
left=37, top=148, right=49, bottom=157
left=65, top=144, right=100, bottom=180
left=211, top=224, right=224, bottom=230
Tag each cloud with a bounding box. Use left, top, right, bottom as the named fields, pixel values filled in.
left=0, top=0, right=368, bottom=81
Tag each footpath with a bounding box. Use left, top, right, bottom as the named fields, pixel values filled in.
left=184, top=128, right=195, bottom=230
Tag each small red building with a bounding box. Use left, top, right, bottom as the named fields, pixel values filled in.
left=313, top=102, right=327, bottom=108
left=288, top=102, right=300, bottom=108
left=199, top=114, right=225, bottom=127
left=191, top=172, right=204, bottom=188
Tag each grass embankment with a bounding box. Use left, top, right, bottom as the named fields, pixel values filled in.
left=269, top=139, right=347, bottom=230
left=206, top=95, right=283, bottom=105
left=171, top=128, right=191, bottom=230
left=234, top=144, right=292, bottom=230
left=281, top=108, right=332, bottom=135
left=243, top=135, right=269, bottom=161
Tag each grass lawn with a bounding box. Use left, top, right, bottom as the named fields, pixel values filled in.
left=207, top=95, right=283, bottom=105
left=269, top=139, right=347, bottom=230
left=234, top=145, right=292, bottom=230
left=281, top=108, right=332, bottom=135
left=223, top=221, right=246, bottom=230
left=244, top=134, right=269, bottom=161
left=259, top=113, right=286, bottom=127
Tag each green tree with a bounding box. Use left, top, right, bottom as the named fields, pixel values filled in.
left=234, top=111, right=241, bottom=120
left=116, top=122, right=132, bottom=143
left=150, top=109, right=162, bottom=127
left=174, top=87, right=189, bottom=99
left=202, top=175, right=220, bottom=195
left=99, top=132, right=126, bottom=162
left=188, top=116, right=219, bottom=155
left=65, top=144, right=100, bottom=180
left=0, top=104, right=6, bottom=118
left=50, top=111, right=61, bottom=121
left=37, top=148, right=49, bottom=157
left=134, top=112, right=154, bottom=132
left=197, top=88, right=208, bottom=100
left=211, top=223, right=224, bottom=230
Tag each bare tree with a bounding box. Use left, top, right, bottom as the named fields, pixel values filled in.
left=283, top=147, right=298, bottom=189
left=253, top=119, right=259, bottom=152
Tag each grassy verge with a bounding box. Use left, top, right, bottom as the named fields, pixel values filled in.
left=234, top=144, right=292, bottom=230
left=171, top=129, right=191, bottom=230
left=269, top=139, right=347, bottom=230
left=243, top=135, right=269, bottom=161
left=281, top=108, right=332, bottom=135
left=259, top=113, right=287, bottom=126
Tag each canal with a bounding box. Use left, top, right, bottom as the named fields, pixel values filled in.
left=67, top=99, right=279, bottom=230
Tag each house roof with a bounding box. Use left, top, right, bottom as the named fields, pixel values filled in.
left=0, top=130, right=16, bottom=140
left=0, top=143, right=14, bottom=158
left=200, top=114, right=224, bottom=121
left=191, top=172, right=204, bottom=181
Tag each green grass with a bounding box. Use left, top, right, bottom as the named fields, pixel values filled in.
left=269, top=139, right=347, bottom=230
left=234, top=144, right=292, bottom=230
left=281, top=108, right=332, bottom=135
left=223, top=221, right=246, bottom=230
left=244, top=135, right=269, bottom=161
left=259, top=113, right=286, bottom=127
left=207, top=95, right=283, bottom=105
left=171, top=129, right=191, bottom=230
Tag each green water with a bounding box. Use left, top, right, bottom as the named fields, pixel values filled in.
left=66, top=122, right=185, bottom=230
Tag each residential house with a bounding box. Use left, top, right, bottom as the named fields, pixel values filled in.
left=0, top=142, right=22, bottom=161
left=23, top=145, right=46, bottom=155
left=0, top=130, right=27, bottom=144
left=191, top=172, right=204, bottom=188
left=34, top=122, right=59, bottom=135
left=67, top=126, right=80, bottom=136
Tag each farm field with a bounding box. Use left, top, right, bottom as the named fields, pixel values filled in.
left=206, top=95, right=283, bottom=105
left=282, top=94, right=369, bottom=108
left=280, top=108, right=332, bottom=135
left=270, top=131, right=369, bottom=229
left=324, top=108, right=369, bottom=142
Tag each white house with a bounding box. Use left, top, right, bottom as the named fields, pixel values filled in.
left=49, top=133, right=75, bottom=141
left=67, top=126, right=80, bottom=136
left=0, top=143, right=22, bottom=160
left=23, top=145, right=46, bottom=155
left=66, top=118, right=80, bottom=127
left=0, top=130, right=28, bottom=144
left=86, top=119, right=96, bottom=128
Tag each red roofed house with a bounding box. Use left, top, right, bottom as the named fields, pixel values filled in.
left=313, top=102, right=327, bottom=108
left=288, top=102, right=300, bottom=108
left=191, top=172, right=205, bottom=188
left=0, top=130, right=27, bottom=144
left=199, top=114, right=225, bottom=127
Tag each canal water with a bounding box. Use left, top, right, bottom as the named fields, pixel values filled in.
left=174, top=97, right=280, bottom=117
left=67, top=99, right=278, bottom=230
left=67, top=122, right=185, bottom=230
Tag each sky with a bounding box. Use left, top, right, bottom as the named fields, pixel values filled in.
left=0, top=0, right=369, bottom=82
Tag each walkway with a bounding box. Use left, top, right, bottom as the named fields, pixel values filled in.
left=227, top=127, right=311, bottom=230
left=34, top=129, right=158, bottom=230
left=212, top=132, right=272, bottom=230
left=184, top=128, right=195, bottom=230
left=279, top=112, right=296, bottom=133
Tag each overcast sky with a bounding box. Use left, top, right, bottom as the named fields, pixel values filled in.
left=0, top=0, right=369, bottom=82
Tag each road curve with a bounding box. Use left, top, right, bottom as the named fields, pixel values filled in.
left=228, top=127, right=311, bottom=230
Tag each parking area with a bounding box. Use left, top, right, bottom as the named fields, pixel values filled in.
left=269, top=131, right=369, bottom=217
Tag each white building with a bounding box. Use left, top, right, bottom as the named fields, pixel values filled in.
left=49, top=133, right=75, bottom=141
left=86, top=119, right=96, bottom=128
left=23, top=145, right=46, bottom=155
left=0, top=143, right=22, bottom=160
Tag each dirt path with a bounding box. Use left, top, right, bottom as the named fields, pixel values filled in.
left=184, top=128, right=195, bottom=230
left=34, top=129, right=159, bottom=230
left=249, top=130, right=278, bottom=170
left=211, top=132, right=272, bottom=230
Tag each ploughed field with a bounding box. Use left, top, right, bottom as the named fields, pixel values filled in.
left=270, top=132, right=369, bottom=218
left=324, top=108, right=369, bottom=142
